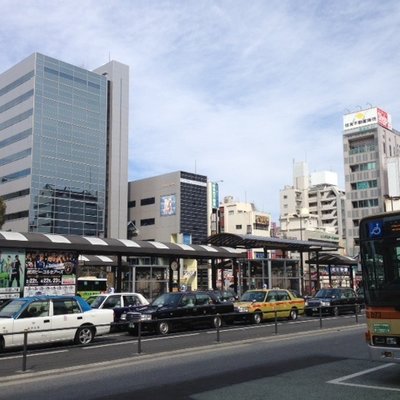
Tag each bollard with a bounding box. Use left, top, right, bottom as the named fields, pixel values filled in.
left=137, top=320, right=142, bottom=354
left=216, top=314, right=220, bottom=343
left=22, top=330, right=28, bottom=372
left=355, top=304, right=359, bottom=324
left=274, top=309, right=278, bottom=335
left=319, top=306, right=323, bottom=329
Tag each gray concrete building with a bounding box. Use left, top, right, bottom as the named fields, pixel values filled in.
left=128, top=171, right=208, bottom=244
left=343, top=107, right=400, bottom=256
left=0, top=53, right=129, bottom=238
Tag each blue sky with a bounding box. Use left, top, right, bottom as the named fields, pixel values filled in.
left=1, top=0, right=400, bottom=222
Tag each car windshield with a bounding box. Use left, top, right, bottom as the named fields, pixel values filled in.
left=86, top=295, right=106, bottom=308
left=314, top=289, right=339, bottom=299
left=240, top=291, right=266, bottom=302
left=151, top=293, right=181, bottom=307
left=0, top=299, right=29, bottom=318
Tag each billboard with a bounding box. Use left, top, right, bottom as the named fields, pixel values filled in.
left=23, top=251, right=77, bottom=296
left=0, top=250, right=26, bottom=299
left=160, top=194, right=176, bottom=216
left=343, top=107, right=392, bottom=131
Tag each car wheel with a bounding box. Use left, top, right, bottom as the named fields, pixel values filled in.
left=289, top=308, right=298, bottom=320
left=332, top=306, right=339, bottom=317
left=74, top=326, right=94, bottom=345
left=157, top=321, right=170, bottom=335
left=212, top=315, right=222, bottom=329
left=252, top=312, right=262, bottom=324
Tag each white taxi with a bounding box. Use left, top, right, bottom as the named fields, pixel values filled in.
left=0, top=295, right=113, bottom=350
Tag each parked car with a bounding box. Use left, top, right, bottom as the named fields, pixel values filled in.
left=122, top=291, right=234, bottom=335
left=0, top=295, right=113, bottom=351
left=86, top=292, right=149, bottom=328
left=304, top=287, right=358, bottom=316
left=234, top=288, right=305, bottom=324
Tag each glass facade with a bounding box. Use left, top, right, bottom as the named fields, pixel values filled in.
left=29, top=54, right=107, bottom=236
left=180, top=171, right=208, bottom=244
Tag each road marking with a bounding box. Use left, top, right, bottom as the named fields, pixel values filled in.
left=0, top=349, right=68, bottom=360
left=84, top=332, right=201, bottom=350
left=328, top=363, right=400, bottom=392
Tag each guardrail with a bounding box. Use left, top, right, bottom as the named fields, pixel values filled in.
left=1, top=304, right=363, bottom=372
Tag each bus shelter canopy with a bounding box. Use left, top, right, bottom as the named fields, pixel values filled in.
left=206, top=233, right=340, bottom=252
left=0, top=231, right=246, bottom=260
left=306, top=253, right=358, bottom=266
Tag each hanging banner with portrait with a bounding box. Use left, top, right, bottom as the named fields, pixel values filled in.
left=0, top=249, right=25, bottom=299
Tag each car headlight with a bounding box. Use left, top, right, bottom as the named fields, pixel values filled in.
left=235, top=306, right=249, bottom=313
left=320, top=301, right=330, bottom=307
left=120, top=313, right=127, bottom=321
left=305, top=300, right=309, bottom=306
left=140, top=314, right=152, bottom=321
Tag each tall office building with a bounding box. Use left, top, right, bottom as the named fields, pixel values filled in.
left=343, top=107, right=400, bottom=256
left=0, top=53, right=129, bottom=238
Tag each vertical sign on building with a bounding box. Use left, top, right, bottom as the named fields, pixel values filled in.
left=211, top=182, right=219, bottom=209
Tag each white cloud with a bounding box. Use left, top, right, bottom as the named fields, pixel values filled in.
left=2, top=0, right=400, bottom=221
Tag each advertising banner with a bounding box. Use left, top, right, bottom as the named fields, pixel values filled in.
left=0, top=250, right=25, bottom=299
left=24, top=251, right=78, bottom=297
left=160, top=194, right=176, bottom=216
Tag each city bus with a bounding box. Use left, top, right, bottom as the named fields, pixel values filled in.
left=359, top=211, right=400, bottom=362
left=76, top=276, right=107, bottom=300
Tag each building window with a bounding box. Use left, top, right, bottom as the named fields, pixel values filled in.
left=140, top=197, right=155, bottom=206
left=140, top=218, right=155, bottom=226
left=350, top=162, right=376, bottom=172
left=236, top=224, right=242, bottom=230
left=128, top=200, right=136, bottom=208
left=352, top=199, right=379, bottom=208
left=351, top=180, right=378, bottom=190
left=349, top=142, right=375, bottom=155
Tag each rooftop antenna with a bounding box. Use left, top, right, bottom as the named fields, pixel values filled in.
left=109, top=52, right=111, bottom=62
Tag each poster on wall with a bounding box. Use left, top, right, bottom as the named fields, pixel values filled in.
left=24, top=251, right=78, bottom=297
left=0, top=249, right=26, bottom=299
left=160, top=194, right=176, bottom=216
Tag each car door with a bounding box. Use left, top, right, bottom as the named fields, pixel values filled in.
left=51, top=298, right=84, bottom=342
left=194, top=293, right=215, bottom=324
left=178, top=294, right=197, bottom=328
left=265, top=290, right=279, bottom=319
left=12, top=300, right=51, bottom=347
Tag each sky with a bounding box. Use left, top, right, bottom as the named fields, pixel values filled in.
left=1, top=0, right=400, bottom=222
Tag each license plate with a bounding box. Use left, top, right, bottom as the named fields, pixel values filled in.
left=129, top=322, right=135, bottom=328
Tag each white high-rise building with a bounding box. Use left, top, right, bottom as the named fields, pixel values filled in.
left=343, top=107, right=400, bottom=256
left=279, top=161, right=344, bottom=246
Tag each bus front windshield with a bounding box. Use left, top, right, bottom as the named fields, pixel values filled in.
left=361, top=238, right=400, bottom=307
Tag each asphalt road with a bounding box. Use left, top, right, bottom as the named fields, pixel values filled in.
left=0, top=314, right=399, bottom=400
